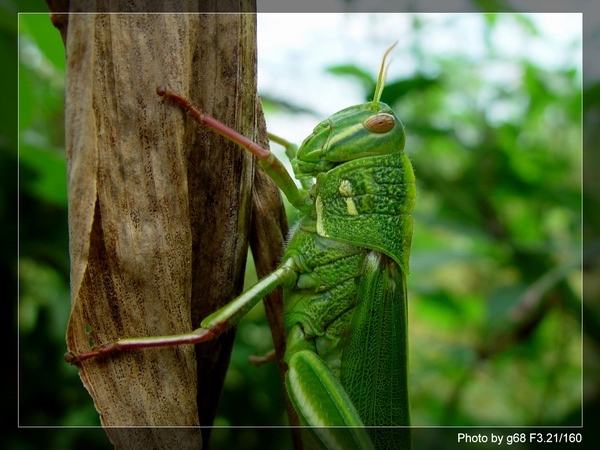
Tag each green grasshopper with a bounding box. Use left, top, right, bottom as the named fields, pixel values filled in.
left=66, top=42, right=416, bottom=450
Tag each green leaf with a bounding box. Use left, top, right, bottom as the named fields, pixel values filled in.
left=326, top=64, right=376, bottom=95
left=379, top=76, right=439, bottom=106
left=19, top=142, right=67, bottom=207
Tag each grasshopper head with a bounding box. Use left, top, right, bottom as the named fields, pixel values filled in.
left=292, top=101, right=405, bottom=178
left=292, top=41, right=404, bottom=179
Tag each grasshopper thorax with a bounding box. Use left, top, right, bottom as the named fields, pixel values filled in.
left=292, top=101, right=406, bottom=179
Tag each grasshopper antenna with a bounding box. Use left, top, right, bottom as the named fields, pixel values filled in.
left=373, top=40, right=398, bottom=103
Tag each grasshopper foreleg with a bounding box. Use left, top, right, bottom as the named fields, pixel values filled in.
left=66, top=262, right=297, bottom=365
left=156, top=86, right=312, bottom=213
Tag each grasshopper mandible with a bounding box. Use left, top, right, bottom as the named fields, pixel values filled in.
left=66, top=42, right=415, bottom=450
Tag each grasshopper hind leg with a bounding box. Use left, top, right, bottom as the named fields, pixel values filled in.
left=284, top=325, right=375, bottom=450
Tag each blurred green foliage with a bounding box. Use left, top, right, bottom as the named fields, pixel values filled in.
left=389, top=17, right=583, bottom=426
left=12, top=9, right=592, bottom=450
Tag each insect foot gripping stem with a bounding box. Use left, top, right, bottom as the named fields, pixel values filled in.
left=64, top=327, right=217, bottom=365
left=64, top=343, right=123, bottom=365
left=157, top=85, right=312, bottom=213
left=156, top=85, right=270, bottom=160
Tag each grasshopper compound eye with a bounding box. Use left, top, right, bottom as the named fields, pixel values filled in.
left=364, top=112, right=396, bottom=133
